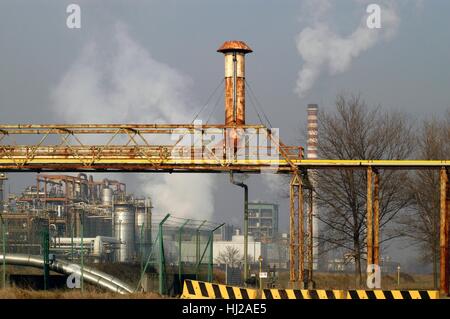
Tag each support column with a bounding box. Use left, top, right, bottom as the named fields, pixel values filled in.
left=298, top=173, right=304, bottom=285
left=439, top=167, right=449, bottom=296
left=289, top=171, right=304, bottom=286
left=308, top=188, right=313, bottom=286
left=367, top=167, right=373, bottom=268
left=374, top=170, right=380, bottom=266
left=289, top=174, right=297, bottom=283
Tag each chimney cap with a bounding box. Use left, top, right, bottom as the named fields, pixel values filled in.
left=217, top=41, right=253, bottom=54
left=307, top=104, right=318, bottom=109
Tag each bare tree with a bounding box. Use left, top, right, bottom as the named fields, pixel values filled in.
left=215, top=246, right=243, bottom=267
left=315, top=94, right=414, bottom=286
left=397, top=112, right=450, bottom=288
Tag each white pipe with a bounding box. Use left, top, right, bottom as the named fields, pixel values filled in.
left=53, top=236, right=120, bottom=257
left=0, top=253, right=133, bottom=293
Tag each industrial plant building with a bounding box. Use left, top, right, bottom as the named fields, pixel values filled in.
left=248, top=202, right=279, bottom=243
left=0, top=174, right=152, bottom=264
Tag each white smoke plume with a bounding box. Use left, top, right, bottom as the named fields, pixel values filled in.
left=51, top=24, right=216, bottom=220
left=295, top=1, right=400, bottom=98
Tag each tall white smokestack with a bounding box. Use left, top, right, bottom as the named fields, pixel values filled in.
left=307, top=105, right=318, bottom=159
left=307, top=104, right=319, bottom=270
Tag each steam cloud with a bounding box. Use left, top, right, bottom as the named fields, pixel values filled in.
left=295, top=1, right=400, bottom=98
left=51, top=24, right=216, bottom=220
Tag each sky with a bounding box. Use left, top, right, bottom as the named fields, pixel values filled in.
left=1, top=0, right=449, bottom=270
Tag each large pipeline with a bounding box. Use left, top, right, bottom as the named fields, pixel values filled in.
left=0, top=254, right=133, bottom=294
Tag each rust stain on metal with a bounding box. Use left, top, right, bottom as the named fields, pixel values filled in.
left=217, top=41, right=253, bottom=53
left=373, top=170, right=380, bottom=266
left=308, top=188, right=313, bottom=284
left=440, top=167, right=449, bottom=295
left=218, top=40, right=252, bottom=128
left=366, top=166, right=373, bottom=267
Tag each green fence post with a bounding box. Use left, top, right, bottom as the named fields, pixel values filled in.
left=159, top=214, right=170, bottom=295
left=195, top=220, right=206, bottom=280
left=208, top=223, right=225, bottom=282
left=135, top=230, right=160, bottom=292
left=196, top=236, right=211, bottom=277
left=41, top=225, right=49, bottom=290
left=178, top=219, right=190, bottom=285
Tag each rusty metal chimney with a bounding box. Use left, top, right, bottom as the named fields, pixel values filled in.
left=217, top=41, right=252, bottom=126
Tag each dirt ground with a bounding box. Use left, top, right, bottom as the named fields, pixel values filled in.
left=0, top=287, right=165, bottom=299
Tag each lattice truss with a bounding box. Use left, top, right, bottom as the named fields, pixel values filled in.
left=0, top=124, right=303, bottom=172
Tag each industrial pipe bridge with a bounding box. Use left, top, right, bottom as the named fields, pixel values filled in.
left=0, top=124, right=447, bottom=171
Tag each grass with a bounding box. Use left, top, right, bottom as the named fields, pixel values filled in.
left=1, top=264, right=438, bottom=298
left=212, top=268, right=437, bottom=290
left=0, top=287, right=165, bottom=299
left=274, top=271, right=436, bottom=290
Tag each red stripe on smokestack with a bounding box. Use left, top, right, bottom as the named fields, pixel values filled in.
left=307, top=104, right=318, bottom=159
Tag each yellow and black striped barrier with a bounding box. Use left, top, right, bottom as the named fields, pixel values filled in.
left=181, top=280, right=345, bottom=299
left=346, top=290, right=439, bottom=299
left=181, top=280, right=440, bottom=300
left=181, top=279, right=258, bottom=299
left=262, top=288, right=345, bottom=299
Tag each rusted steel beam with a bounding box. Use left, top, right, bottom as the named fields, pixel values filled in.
left=288, top=171, right=304, bottom=287
left=0, top=128, right=269, bottom=135
left=0, top=124, right=266, bottom=129
left=0, top=146, right=289, bottom=152
left=367, top=166, right=373, bottom=268
left=440, top=167, right=449, bottom=296
left=374, top=170, right=380, bottom=266
left=447, top=172, right=450, bottom=294
left=0, top=164, right=296, bottom=174
left=289, top=173, right=297, bottom=283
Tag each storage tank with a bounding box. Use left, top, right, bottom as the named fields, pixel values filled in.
left=102, top=187, right=113, bottom=207
left=135, top=198, right=152, bottom=260
left=113, top=203, right=135, bottom=262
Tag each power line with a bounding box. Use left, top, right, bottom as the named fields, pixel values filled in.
left=245, top=79, right=273, bottom=128
left=190, top=78, right=224, bottom=124
left=206, top=87, right=224, bottom=124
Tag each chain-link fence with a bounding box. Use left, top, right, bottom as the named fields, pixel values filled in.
left=0, top=212, right=223, bottom=295
left=137, top=214, right=223, bottom=296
